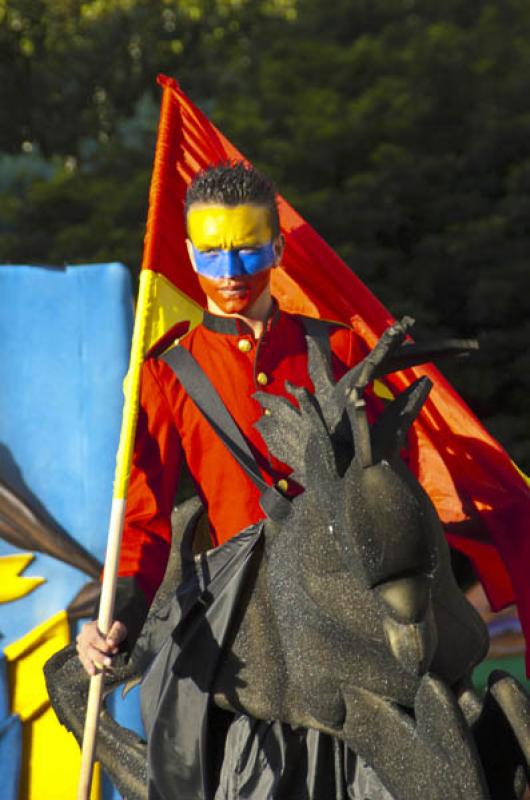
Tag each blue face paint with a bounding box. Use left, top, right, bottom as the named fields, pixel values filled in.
left=192, top=242, right=275, bottom=279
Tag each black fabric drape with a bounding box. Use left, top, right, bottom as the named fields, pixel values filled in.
left=141, top=522, right=393, bottom=800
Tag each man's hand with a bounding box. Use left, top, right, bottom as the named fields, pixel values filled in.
left=76, top=619, right=128, bottom=676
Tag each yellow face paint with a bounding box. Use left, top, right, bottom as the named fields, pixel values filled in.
left=187, top=204, right=274, bottom=251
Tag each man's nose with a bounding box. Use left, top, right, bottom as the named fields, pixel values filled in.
left=222, top=250, right=244, bottom=277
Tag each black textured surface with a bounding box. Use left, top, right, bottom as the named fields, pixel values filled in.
left=45, top=320, right=530, bottom=799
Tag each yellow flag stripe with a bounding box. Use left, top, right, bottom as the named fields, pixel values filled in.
left=144, top=271, right=203, bottom=351
left=114, top=270, right=203, bottom=498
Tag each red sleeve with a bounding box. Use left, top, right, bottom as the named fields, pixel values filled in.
left=119, top=358, right=183, bottom=605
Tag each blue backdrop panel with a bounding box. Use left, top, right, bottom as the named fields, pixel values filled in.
left=0, top=715, right=21, bottom=800
left=0, top=263, right=133, bottom=642
left=0, top=263, right=143, bottom=799
left=0, top=656, right=21, bottom=800
left=0, top=263, right=133, bottom=565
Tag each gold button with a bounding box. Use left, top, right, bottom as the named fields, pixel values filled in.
left=276, top=478, right=289, bottom=493
left=263, top=408, right=272, bottom=416
left=238, top=339, right=252, bottom=352
left=256, top=372, right=268, bottom=386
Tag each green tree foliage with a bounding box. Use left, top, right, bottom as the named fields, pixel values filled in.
left=0, top=0, right=529, bottom=469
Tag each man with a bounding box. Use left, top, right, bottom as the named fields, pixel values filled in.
left=77, top=161, right=389, bottom=798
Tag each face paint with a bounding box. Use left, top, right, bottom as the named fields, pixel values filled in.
left=187, top=204, right=274, bottom=250
left=191, top=241, right=275, bottom=278
left=187, top=204, right=277, bottom=279
left=196, top=269, right=272, bottom=316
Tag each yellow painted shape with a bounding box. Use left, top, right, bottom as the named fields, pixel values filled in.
left=187, top=203, right=273, bottom=250
left=18, top=703, right=102, bottom=800
left=5, top=610, right=101, bottom=799
left=373, top=379, right=394, bottom=401
left=5, top=610, right=70, bottom=721
left=115, top=269, right=202, bottom=498
left=0, top=553, right=45, bottom=603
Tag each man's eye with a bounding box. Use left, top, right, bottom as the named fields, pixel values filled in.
left=200, top=249, right=221, bottom=256
left=239, top=248, right=259, bottom=256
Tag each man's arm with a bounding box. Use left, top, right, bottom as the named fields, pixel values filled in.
left=77, top=357, right=184, bottom=673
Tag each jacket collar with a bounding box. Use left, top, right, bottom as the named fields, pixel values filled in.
left=202, top=300, right=280, bottom=337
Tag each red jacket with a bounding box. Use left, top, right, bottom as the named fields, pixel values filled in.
left=119, top=304, right=368, bottom=605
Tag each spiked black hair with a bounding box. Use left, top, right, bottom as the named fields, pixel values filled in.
left=185, top=161, right=280, bottom=236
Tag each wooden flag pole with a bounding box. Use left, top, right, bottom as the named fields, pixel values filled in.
left=77, top=270, right=156, bottom=800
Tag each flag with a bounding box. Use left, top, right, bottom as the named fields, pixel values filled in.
left=131, top=73, right=530, bottom=671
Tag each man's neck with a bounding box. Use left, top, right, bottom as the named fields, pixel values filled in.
left=205, top=288, right=274, bottom=338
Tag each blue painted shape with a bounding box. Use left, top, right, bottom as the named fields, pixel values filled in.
left=0, top=656, right=21, bottom=800
left=0, top=654, right=9, bottom=720
left=109, top=683, right=145, bottom=740
left=0, top=263, right=133, bottom=647
left=104, top=685, right=146, bottom=800
left=0, top=715, right=22, bottom=800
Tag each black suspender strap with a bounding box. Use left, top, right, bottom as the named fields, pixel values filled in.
left=160, top=345, right=292, bottom=523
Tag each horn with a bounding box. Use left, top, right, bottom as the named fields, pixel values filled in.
left=371, top=377, right=432, bottom=462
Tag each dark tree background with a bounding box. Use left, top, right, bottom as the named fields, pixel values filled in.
left=1, top=0, right=529, bottom=470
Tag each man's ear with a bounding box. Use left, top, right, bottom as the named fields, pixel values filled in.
left=186, top=239, right=198, bottom=273
left=272, top=233, right=285, bottom=267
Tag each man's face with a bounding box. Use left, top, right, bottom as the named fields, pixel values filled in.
left=186, top=203, right=282, bottom=315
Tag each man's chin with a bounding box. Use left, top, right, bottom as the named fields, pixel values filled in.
left=211, top=287, right=251, bottom=314
left=216, top=297, right=251, bottom=314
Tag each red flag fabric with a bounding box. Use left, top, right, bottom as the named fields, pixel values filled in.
left=142, top=74, right=530, bottom=670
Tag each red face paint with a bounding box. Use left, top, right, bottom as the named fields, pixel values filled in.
left=197, top=268, right=273, bottom=316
